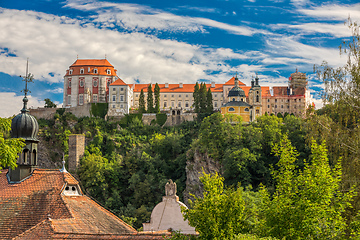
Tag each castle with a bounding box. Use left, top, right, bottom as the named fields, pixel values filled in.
left=61, top=58, right=311, bottom=122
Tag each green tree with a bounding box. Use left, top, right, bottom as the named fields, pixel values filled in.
left=193, top=82, right=200, bottom=113
left=154, top=83, right=160, bottom=113
left=139, top=89, right=146, bottom=113
left=206, top=88, right=214, bottom=113
left=0, top=117, right=25, bottom=170
left=44, top=98, right=56, bottom=108
left=183, top=171, right=253, bottom=240
left=147, top=84, right=154, bottom=113
left=199, top=83, right=207, bottom=113
left=259, top=136, right=356, bottom=239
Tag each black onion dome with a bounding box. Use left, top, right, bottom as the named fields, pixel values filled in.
left=228, top=86, right=246, bottom=97
left=11, top=97, right=39, bottom=141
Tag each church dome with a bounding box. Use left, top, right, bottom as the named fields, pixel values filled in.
left=11, top=97, right=39, bottom=141
left=228, top=86, right=246, bottom=97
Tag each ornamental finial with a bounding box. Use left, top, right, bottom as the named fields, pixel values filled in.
left=19, top=59, right=34, bottom=113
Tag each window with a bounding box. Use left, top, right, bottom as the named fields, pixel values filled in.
left=93, top=95, right=98, bottom=102
left=112, top=105, right=115, bottom=108
left=186, top=95, right=189, bottom=98
left=245, top=108, right=249, bottom=112
left=79, top=80, right=84, bottom=87
left=120, top=104, right=123, bottom=108
left=241, top=98, right=244, bottom=102
left=112, top=96, right=116, bottom=102
left=80, top=68, right=84, bottom=74
left=120, top=95, right=124, bottom=101
left=299, top=99, right=301, bottom=102
left=229, top=107, right=235, bottom=112
left=275, top=99, right=277, bottom=102
left=186, top=102, right=189, bottom=107
left=79, top=95, right=84, bottom=105
left=113, top=87, right=116, bottom=91
left=178, top=102, right=181, bottom=107
left=68, top=95, right=71, bottom=105
left=172, top=95, right=174, bottom=98
left=256, top=109, right=260, bottom=114
left=256, top=95, right=259, bottom=102
left=294, top=99, right=297, bottom=102
left=164, top=94, right=167, bottom=98
left=136, top=94, right=138, bottom=97
left=281, top=105, right=283, bottom=108
left=267, top=99, right=270, bottom=102
left=287, top=106, right=289, bottom=108
left=171, top=101, right=175, bottom=107
left=68, top=79, right=71, bottom=88
left=275, top=105, right=277, bottom=108
left=69, top=69, right=73, bottom=75
left=120, top=87, right=124, bottom=91
left=107, top=69, right=111, bottom=74
left=214, top=102, right=217, bottom=107
left=179, top=94, right=181, bottom=97
left=232, top=98, right=235, bottom=101
left=267, top=105, right=270, bottom=108
left=164, top=102, right=167, bottom=107
left=93, top=80, right=98, bottom=87
left=256, top=91, right=259, bottom=94
left=94, top=68, right=98, bottom=74
left=215, top=94, right=217, bottom=97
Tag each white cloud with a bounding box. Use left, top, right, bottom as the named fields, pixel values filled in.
left=0, top=92, right=44, bottom=118
left=298, top=3, right=360, bottom=22
left=0, top=8, right=251, bottom=86
left=64, top=0, right=262, bottom=36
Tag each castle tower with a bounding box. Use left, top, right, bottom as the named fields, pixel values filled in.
left=248, top=75, right=262, bottom=121
left=9, top=62, right=39, bottom=182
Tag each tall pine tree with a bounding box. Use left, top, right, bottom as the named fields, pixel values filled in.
left=147, top=84, right=154, bottom=113
left=199, top=83, right=207, bottom=113
left=206, top=88, right=213, bottom=113
left=154, top=83, right=160, bottom=113
left=193, top=82, right=200, bottom=113
left=138, top=89, right=146, bottom=113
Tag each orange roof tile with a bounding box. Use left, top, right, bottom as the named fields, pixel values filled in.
left=132, top=83, right=224, bottom=93
left=110, top=78, right=128, bottom=86
left=71, top=59, right=114, bottom=67
left=224, top=77, right=246, bottom=86
left=0, top=168, right=162, bottom=239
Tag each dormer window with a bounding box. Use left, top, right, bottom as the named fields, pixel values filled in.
left=69, top=69, right=73, bottom=75
left=63, top=184, right=81, bottom=196
left=80, top=68, right=84, bottom=74
left=94, top=68, right=98, bottom=74
left=107, top=69, right=111, bottom=75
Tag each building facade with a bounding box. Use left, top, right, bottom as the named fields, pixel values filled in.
left=63, top=59, right=311, bottom=120
left=63, top=59, right=119, bottom=107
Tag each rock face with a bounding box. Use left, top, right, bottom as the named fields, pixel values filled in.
left=183, top=149, right=221, bottom=205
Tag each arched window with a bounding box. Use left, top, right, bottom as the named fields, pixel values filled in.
left=256, top=95, right=259, bottom=102
left=33, top=150, right=37, bottom=165
left=229, top=107, right=235, bottom=112
left=80, top=68, right=84, bottom=74
left=94, top=68, right=98, bottom=74
left=232, top=98, right=235, bottom=101
left=245, top=108, right=249, bottom=112
left=23, top=149, right=29, bottom=164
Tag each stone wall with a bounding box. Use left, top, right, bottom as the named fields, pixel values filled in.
left=30, top=104, right=92, bottom=120
left=164, top=113, right=197, bottom=126
left=142, top=113, right=157, bottom=125
left=68, top=134, right=85, bottom=172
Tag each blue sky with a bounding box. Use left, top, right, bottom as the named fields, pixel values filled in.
left=0, top=0, right=359, bottom=117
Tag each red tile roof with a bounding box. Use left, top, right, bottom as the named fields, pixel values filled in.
left=110, top=78, right=128, bottom=86
left=224, top=77, right=246, bottom=86
left=71, top=59, right=114, bottom=67
left=0, top=169, right=167, bottom=239
left=132, top=83, right=224, bottom=93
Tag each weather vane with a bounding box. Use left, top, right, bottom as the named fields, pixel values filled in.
left=19, top=58, right=34, bottom=113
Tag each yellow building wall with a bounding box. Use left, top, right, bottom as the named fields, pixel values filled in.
left=221, top=106, right=251, bottom=123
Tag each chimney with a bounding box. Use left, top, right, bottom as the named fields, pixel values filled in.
left=179, top=83, right=183, bottom=88
left=68, top=134, right=85, bottom=172
left=165, top=83, right=169, bottom=88
left=211, top=82, right=215, bottom=88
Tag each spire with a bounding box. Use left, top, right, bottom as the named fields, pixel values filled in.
left=234, top=72, right=239, bottom=88
left=255, top=72, right=259, bottom=86
left=60, top=154, right=68, bottom=173
left=19, top=59, right=34, bottom=113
